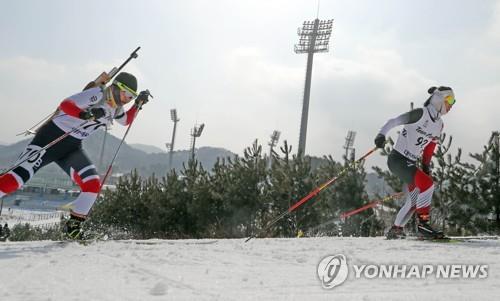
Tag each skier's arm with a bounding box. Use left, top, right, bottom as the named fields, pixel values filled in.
left=114, top=90, right=151, bottom=126
left=421, top=123, right=444, bottom=174
left=378, top=108, right=423, bottom=136
left=59, top=88, right=105, bottom=120
left=114, top=105, right=138, bottom=126
left=422, top=141, right=437, bottom=174
left=59, top=99, right=84, bottom=118
left=374, top=108, right=423, bottom=148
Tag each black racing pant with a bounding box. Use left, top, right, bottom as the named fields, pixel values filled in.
left=11, top=121, right=98, bottom=190
left=387, top=149, right=417, bottom=184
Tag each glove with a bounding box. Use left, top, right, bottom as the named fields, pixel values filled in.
left=134, top=90, right=151, bottom=107
left=79, top=108, right=106, bottom=120
left=422, top=164, right=431, bottom=176
left=374, top=133, right=386, bottom=148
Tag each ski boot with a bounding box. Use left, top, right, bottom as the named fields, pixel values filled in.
left=417, top=215, right=445, bottom=240
left=386, top=225, right=406, bottom=239
left=64, top=214, right=85, bottom=240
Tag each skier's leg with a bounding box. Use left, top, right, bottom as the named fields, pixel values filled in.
left=394, top=183, right=418, bottom=227
left=0, top=121, right=76, bottom=198
left=0, top=144, right=53, bottom=197
left=413, top=170, right=434, bottom=219
left=57, top=149, right=100, bottom=219
left=413, top=170, right=443, bottom=238
left=386, top=151, right=419, bottom=238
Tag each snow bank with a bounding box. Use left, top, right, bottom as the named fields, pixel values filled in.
left=0, top=237, right=498, bottom=300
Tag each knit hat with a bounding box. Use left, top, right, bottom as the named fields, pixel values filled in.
left=424, top=86, right=455, bottom=116
left=113, top=72, right=137, bottom=93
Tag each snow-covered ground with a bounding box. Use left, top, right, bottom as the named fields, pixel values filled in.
left=0, top=237, right=499, bottom=301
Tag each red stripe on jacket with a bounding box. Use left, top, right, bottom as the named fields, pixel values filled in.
left=422, top=141, right=437, bottom=166
left=59, top=99, right=83, bottom=118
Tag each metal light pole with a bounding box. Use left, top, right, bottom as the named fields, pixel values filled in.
left=295, top=18, right=334, bottom=157
left=190, top=123, right=205, bottom=161
left=343, top=130, right=356, bottom=162
left=268, top=130, right=281, bottom=169
left=168, top=109, right=180, bottom=170
left=492, top=131, right=500, bottom=225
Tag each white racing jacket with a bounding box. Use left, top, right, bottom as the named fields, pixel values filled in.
left=52, top=87, right=137, bottom=140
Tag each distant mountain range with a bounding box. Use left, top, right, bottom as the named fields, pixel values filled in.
left=129, top=143, right=166, bottom=154
left=0, top=131, right=387, bottom=197
left=0, top=130, right=235, bottom=180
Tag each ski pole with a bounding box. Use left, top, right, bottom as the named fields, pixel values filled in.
left=16, top=111, right=59, bottom=136
left=245, top=147, right=377, bottom=242
left=305, top=192, right=404, bottom=236
left=339, top=192, right=404, bottom=220
left=96, top=91, right=153, bottom=197
left=0, top=120, right=89, bottom=177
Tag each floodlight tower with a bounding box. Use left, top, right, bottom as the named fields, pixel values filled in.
left=343, top=130, right=356, bottom=162
left=268, top=130, right=281, bottom=169
left=492, top=131, right=500, bottom=191
left=295, top=18, right=334, bottom=157
left=167, top=109, right=180, bottom=169
left=190, top=123, right=205, bottom=161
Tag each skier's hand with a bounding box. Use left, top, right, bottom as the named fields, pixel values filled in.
left=134, top=90, right=151, bottom=108
left=422, top=164, right=431, bottom=176
left=374, top=133, right=386, bottom=148
left=79, top=108, right=106, bottom=120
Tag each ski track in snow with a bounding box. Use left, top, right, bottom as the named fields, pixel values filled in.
left=0, top=237, right=499, bottom=301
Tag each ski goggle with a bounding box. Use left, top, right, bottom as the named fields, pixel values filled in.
left=114, top=81, right=138, bottom=99
left=445, top=95, right=456, bottom=106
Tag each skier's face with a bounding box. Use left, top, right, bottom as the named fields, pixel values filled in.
left=119, top=90, right=134, bottom=105
left=114, top=81, right=138, bottom=105
left=443, top=95, right=455, bottom=113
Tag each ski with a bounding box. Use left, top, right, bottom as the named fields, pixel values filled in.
left=407, top=235, right=498, bottom=243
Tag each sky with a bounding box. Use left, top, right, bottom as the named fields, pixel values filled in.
left=0, top=0, right=499, bottom=170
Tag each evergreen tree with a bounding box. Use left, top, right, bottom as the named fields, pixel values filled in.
left=217, top=140, right=268, bottom=237
left=470, top=132, right=500, bottom=234
left=264, top=141, right=315, bottom=237
left=317, top=156, right=372, bottom=236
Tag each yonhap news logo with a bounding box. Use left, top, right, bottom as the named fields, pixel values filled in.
left=317, top=254, right=349, bottom=289
left=317, top=254, right=488, bottom=290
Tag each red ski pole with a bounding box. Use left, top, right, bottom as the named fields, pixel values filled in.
left=339, top=192, right=404, bottom=220
left=245, top=147, right=377, bottom=242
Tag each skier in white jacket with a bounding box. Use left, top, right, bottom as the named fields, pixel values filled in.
left=0, top=72, right=151, bottom=238
left=374, top=86, right=456, bottom=239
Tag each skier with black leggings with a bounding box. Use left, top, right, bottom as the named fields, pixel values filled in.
left=0, top=72, right=150, bottom=238
left=374, top=86, right=456, bottom=239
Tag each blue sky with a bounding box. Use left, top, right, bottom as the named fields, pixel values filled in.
left=1, top=0, right=499, bottom=169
